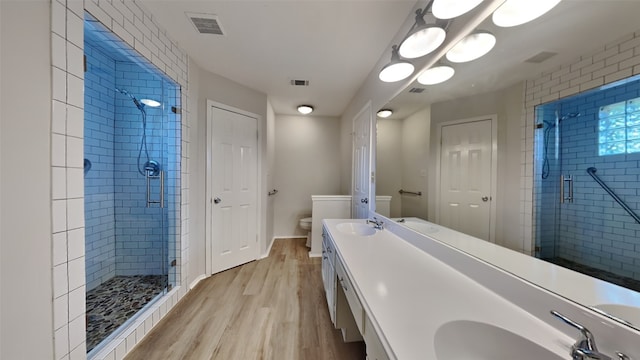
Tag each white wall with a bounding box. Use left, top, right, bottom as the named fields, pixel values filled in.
left=401, top=107, right=430, bottom=219
left=429, top=82, right=524, bottom=250
left=375, top=118, right=402, bottom=217
left=189, top=61, right=269, bottom=280
left=273, top=115, right=342, bottom=237
left=0, top=1, right=54, bottom=359
left=265, top=100, right=276, bottom=251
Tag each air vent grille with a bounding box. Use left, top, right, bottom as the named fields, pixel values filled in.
left=409, top=87, right=425, bottom=93
left=187, top=13, right=224, bottom=35
left=290, top=79, right=310, bottom=86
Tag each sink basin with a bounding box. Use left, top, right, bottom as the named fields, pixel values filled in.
left=336, top=222, right=376, bottom=236
left=434, top=320, right=564, bottom=360
left=592, top=304, right=640, bottom=327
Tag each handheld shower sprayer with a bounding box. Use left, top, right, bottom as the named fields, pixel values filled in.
left=116, top=88, right=146, bottom=112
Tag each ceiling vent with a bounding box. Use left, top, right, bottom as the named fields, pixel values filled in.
left=409, top=87, right=425, bottom=93
left=290, top=79, right=310, bottom=86
left=186, top=13, right=224, bottom=35
left=525, top=51, right=557, bottom=64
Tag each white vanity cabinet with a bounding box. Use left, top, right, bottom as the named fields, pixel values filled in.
left=322, top=225, right=389, bottom=358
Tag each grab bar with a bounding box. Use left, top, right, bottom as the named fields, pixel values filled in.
left=586, top=167, right=640, bottom=224
left=399, top=189, right=422, bottom=196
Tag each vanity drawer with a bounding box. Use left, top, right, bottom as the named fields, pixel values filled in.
left=336, top=258, right=364, bottom=334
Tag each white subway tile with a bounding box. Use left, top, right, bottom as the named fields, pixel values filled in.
left=605, top=68, right=633, bottom=84
left=54, top=325, right=70, bottom=360
left=606, top=49, right=634, bottom=67
left=67, top=256, right=85, bottom=291
left=52, top=0, right=66, bottom=37
left=125, top=331, right=137, bottom=353
left=67, top=73, right=84, bottom=108
left=66, top=167, right=83, bottom=199
left=115, top=340, right=127, bottom=360
left=66, top=42, right=84, bottom=79
left=53, top=294, right=68, bottom=331
left=52, top=133, right=66, bottom=167
left=52, top=166, right=67, bottom=200
left=52, top=100, right=66, bottom=135
left=52, top=199, right=68, bottom=234
left=85, top=1, right=112, bottom=28
left=67, top=227, right=85, bottom=261
left=69, top=342, right=86, bottom=360
left=66, top=198, right=85, bottom=230
left=67, top=0, right=84, bottom=18
left=112, top=22, right=135, bottom=47
left=66, top=136, right=83, bottom=169
left=68, top=285, right=86, bottom=322
left=66, top=105, right=83, bottom=138
left=53, top=67, right=67, bottom=102
left=66, top=10, right=84, bottom=48
left=53, top=262, right=69, bottom=298
left=52, top=33, right=66, bottom=70
left=52, top=231, right=68, bottom=266
left=68, top=312, right=85, bottom=351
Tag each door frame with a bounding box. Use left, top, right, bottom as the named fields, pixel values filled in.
left=434, top=114, right=498, bottom=243
left=351, top=100, right=374, bottom=219
left=205, top=99, right=263, bottom=276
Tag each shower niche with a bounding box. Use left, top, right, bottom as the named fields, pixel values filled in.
left=83, top=13, right=181, bottom=354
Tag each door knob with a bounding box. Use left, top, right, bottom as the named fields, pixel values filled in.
left=482, top=196, right=489, bottom=202
left=214, top=197, right=222, bottom=204
left=361, top=198, right=369, bottom=204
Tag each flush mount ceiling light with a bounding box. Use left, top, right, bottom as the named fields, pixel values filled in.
left=140, top=99, right=161, bottom=107
left=398, top=8, right=446, bottom=59
left=297, top=105, right=314, bottom=115
left=377, top=109, right=393, bottom=118
left=492, top=0, right=562, bottom=27
left=379, top=45, right=415, bottom=83
left=417, top=64, right=455, bottom=85
left=445, top=30, right=496, bottom=63
left=432, top=0, right=484, bottom=19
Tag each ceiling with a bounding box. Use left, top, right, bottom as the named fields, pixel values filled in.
left=138, top=0, right=418, bottom=116
left=385, top=0, right=640, bottom=119
left=138, top=0, right=640, bottom=119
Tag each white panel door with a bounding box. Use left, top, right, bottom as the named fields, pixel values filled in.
left=439, top=119, right=492, bottom=240
left=352, top=104, right=372, bottom=219
left=210, top=106, right=258, bottom=273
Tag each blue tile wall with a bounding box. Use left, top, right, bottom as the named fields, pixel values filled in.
left=84, top=43, right=117, bottom=291
left=536, top=79, right=640, bottom=279
left=84, top=41, right=181, bottom=288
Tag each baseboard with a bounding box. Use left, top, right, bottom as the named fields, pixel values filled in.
left=189, top=274, right=208, bottom=290
left=308, top=252, right=321, bottom=258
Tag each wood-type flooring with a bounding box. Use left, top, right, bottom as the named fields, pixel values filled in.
left=125, top=238, right=366, bottom=360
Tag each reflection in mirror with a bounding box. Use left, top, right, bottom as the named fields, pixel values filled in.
left=374, top=1, right=640, bottom=331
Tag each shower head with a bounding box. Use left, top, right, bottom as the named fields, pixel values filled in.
left=115, top=88, right=145, bottom=112
left=559, top=112, right=580, bottom=121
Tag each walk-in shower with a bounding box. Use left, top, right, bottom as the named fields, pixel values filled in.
left=534, top=75, right=640, bottom=292
left=84, top=14, right=181, bottom=354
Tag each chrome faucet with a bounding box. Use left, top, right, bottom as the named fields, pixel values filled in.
left=550, top=311, right=629, bottom=360
left=367, top=217, right=384, bottom=230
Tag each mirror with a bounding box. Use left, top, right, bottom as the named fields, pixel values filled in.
left=375, top=0, right=640, bottom=331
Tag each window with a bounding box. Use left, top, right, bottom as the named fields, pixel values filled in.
left=599, top=97, right=640, bottom=155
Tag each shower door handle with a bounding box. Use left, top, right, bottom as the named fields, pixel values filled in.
left=146, top=170, right=164, bottom=208
left=560, top=174, right=573, bottom=203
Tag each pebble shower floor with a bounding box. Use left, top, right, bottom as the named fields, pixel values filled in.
left=86, top=275, right=166, bottom=352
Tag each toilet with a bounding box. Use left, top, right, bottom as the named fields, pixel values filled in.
left=299, top=217, right=312, bottom=247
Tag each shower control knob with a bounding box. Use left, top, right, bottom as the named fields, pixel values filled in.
left=482, top=196, right=489, bottom=202
left=214, top=197, right=222, bottom=204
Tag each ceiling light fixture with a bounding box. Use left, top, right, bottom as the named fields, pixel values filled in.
left=377, top=109, right=393, bottom=118
left=297, top=105, right=314, bottom=115
left=379, top=45, right=415, bottom=83
left=398, top=8, right=446, bottom=59
left=492, top=0, right=562, bottom=27
left=445, top=30, right=496, bottom=63
left=432, top=0, right=484, bottom=20
left=417, top=64, right=455, bottom=85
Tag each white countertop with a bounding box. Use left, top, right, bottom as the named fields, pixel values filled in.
left=323, top=219, right=573, bottom=360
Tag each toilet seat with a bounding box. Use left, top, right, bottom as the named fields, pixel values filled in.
left=299, top=217, right=312, bottom=230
